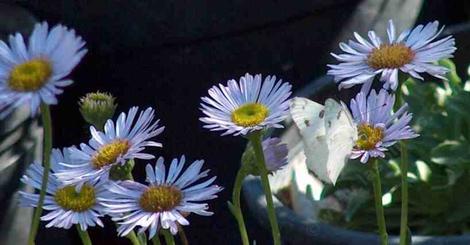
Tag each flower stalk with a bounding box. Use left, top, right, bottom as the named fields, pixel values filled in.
left=161, top=229, right=175, bottom=245
left=229, top=165, right=250, bottom=245
left=178, top=226, right=189, bottom=245
left=248, top=131, right=281, bottom=245
left=151, top=236, right=161, bottom=245
left=399, top=141, right=409, bottom=245
left=371, top=159, right=388, bottom=245
left=76, top=225, right=93, bottom=245
left=28, top=103, right=53, bottom=245
left=126, top=231, right=141, bottom=245
left=396, top=81, right=410, bottom=245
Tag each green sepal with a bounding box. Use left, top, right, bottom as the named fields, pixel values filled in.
left=241, top=141, right=261, bottom=176
left=109, top=159, right=135, bottom=181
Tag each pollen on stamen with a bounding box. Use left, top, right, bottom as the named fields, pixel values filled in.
left=355, top=124, right=384, bottom=150
left=92, top=139, right=131, bottom=169
left=139, top=185, right=183, bottom=212
left=367, top=44, right=415, bottom=69
left=8, top=59, right=52, bottom=92
left=231, top=103, right=269, bottom=127
left=54, top=184, right=96, bottom=212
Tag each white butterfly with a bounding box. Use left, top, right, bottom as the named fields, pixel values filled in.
left=290, top=97, right=357, bottom=185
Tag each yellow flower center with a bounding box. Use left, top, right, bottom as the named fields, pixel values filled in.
left=8, top=59, right=52, bottom=92
left=355, top=124, right=384, bottom=150
left=231, top=103, right=269, bottom=127
left=367, top=44, right=414, bottom=69
left=54, top=184, right=96, bottom=212
left=139, top=185, right=183, bottom=212
left=91, top=139, right=130, bottom=169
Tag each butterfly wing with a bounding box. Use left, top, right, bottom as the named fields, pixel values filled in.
left=323, top=99, right=358, bottom=184
left=290, top=97, right=325, bottom=138
left=290, top=97, right=332, bottom=183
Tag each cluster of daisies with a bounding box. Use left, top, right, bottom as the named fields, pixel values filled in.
left=1, top=17, right=456, bottom=244
left=19, top=104, right=222, bottom=238
left=3, top=22, right=222, bottom=241
left=200, top=19, right=456, bottom=166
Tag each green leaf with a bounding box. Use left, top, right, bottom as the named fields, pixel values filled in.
left=430, top=140, right=470, bottom=165
left=344, top=189, right=370, bottom=222
left=446, top=90, right=470, bottom=121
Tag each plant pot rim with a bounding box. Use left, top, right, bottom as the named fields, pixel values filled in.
left=242, top=75, right=470, bottom=245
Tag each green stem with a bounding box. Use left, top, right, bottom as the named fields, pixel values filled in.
left=28, top=103, right=53, bottom=245
left=113, top=160, right=140, bottom=245
left=126, top=231, right=141, bottom=245
left=399, top=141, right=409, bottom=245
left=161, top=229, right=175, bottom=245
left=76, top=225, right=93, bottom=245
left=151, top=235, right=161, bottom=245
left=230, top=167, right=250, bottom=245
left=249, top=131, right=281, bottom=245
left=371, top=159, right=388, bottom=245
left=396, top=81, right=410, bottom=245
left=178, top=226, right=189, bottom=245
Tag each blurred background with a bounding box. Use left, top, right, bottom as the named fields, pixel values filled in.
left=1, top=0, right=470, bottom=244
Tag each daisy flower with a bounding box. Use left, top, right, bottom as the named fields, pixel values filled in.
left=100, top=156, right=222, bottom=239
left=18, top=148, right=106, bottom=231
left=200, top=73, right=292, bottom=136
left=55, top=107, right=164, bottom=185
left=349, top=89, right=419, bottom=163
left=0, top=22, right=87, bottom=118
left=262, top=137, right=288, bottom=173
left=328, top=20, right=456, bottom=91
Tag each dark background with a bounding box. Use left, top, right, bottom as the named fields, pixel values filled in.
left=3, top=0, right=470, bottom=244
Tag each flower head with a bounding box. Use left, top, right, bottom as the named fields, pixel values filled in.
left=18, top=148, right=106, bottom=231
left=328, top=20, right=456, bottom=90
left=55, top=107, right=164, bottom=185
left=100, top=156, right=222, bottom=239
left=349, top=89, right=419, bottom=163
left=0, top=22, right=87, bottom=118
left=200, top=73, right=292, bottom=136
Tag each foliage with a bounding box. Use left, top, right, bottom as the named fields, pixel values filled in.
left=319, top=59, right=470, bottom=235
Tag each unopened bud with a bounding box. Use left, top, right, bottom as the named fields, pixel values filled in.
left=79, top=91, right=117, bottom=130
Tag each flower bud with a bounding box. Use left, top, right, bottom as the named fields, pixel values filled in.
left=109, top=160, right=135, bottom=181
left=79, top=91, right=117, bottom=130
left=242, top=137, right=288, bottom=175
